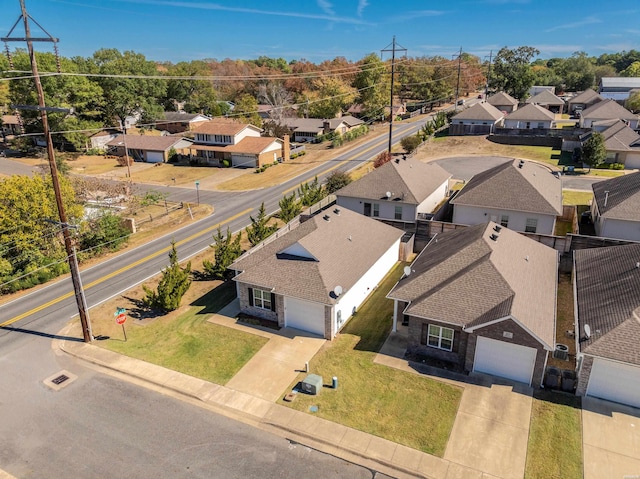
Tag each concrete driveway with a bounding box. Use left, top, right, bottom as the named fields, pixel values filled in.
left=582, top=396, right=640, bottom=479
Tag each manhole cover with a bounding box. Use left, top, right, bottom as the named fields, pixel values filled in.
left=44, top=370, right=77, bottom=391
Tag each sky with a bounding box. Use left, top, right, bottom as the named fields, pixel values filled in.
left=2, top=0, right=639, bottom=64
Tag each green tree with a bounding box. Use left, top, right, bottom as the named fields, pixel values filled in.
left=163, top=60, right=221, bottom=115
left=400, top=134, right=422, bottom=154
left=306, top=77, right=356, bottom=119
left=581, top=132, right=607, bottom=172
left=626, top=91, right=640, bottom=113
left=202, top=227, right=242, bottom=279
left=278, top=191, right=302, bottom=223
left=234, top=93, right=262, bottom=126
left=490, top=46, right=540, bottom=100
left=142, top=240, right=191, bottom=312
left=79, top=212, right=130, bottom=254
left=353, top=53, right=388, bottom=120
left=297, top=176, right=325, bottom=206
left=621, top=61, right=640, bottom=77
left=325, top=170, right=352, bottom=194
left=246, top=202, right=277, bottom=246
left=558, top=52, right=596, bottom=91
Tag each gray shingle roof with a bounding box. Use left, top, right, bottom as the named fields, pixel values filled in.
left=106, top=134, right=191, bottom=151
left=575, top=244, right=640, bottom=365
left=581, top=99, right=637, bottom=121
left=592, top=171, right=640, bottom=221
left=568, top=88, right=603, bottom=105
left=230, top=208, right=403, bottom=305
left=335, top=157, right=451, bottom=205
left=526, top=89, right=565, bottom=106
left=505, top=103, right=556, bottom=121
left=452, top=102, right=505, bottom=122
left=600, top=120, right=640, bottom=152
left=487, top=91, right=518, bottom=107
left=387, top=222, right=557, bottom=347
left=163, top=112, right=209, bottom=122
left=450, top=159, right=563, bottom=215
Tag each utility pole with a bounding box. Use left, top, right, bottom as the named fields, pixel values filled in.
left=3, top=0, right=93, bottom=342
left=118, top=119, right=132, bottom=180
left=453, top=47, right=463, bottom=110
left=484, top=50, right=493, bottom=100
left=381, top=36, right=407, bottom=154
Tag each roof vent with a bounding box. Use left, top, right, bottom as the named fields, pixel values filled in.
left=636, top=261, right=640, bottom=269
left=333, top=208, right=341, bottom=215
left=489, top=233, right=499, bottom=241
left=604, top=190, right=610, bottom=207
left=386, top=191, right=392, bottom=199
left=518, top=160, right=525, bottom=169
left=395, top=158, right=400, bottom=164
left=323, top=214, right=330, bottom=222
left=493, top=225, right=502, bottom=233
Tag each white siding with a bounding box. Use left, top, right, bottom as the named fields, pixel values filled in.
left=452, top=205, right=556, bottom=235
left=416, top=180, right=449, bottom=214
left=504, top=119, right=553, bottom=129
left=233, top=127, right=261, bottom=145
left=332, top=239, right=400, bottom=334
left=596, top=217, right=640, bottom=242
left=262, top=141, right=282, bottom=154
left=335, top=196, right=417, bottom=221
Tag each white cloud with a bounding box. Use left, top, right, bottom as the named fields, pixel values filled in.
left=317, top=0, right=334, bottom=16
left=390, top=10, right=447, bottom=22
left=545, top=15, right=601, bottom=33
left=357, top=0, right=369, bottom=17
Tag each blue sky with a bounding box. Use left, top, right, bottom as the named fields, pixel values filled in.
left=3, top=0, right=639, bottom=63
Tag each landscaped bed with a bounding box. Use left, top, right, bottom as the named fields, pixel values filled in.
left=279, top=264, right=463, bottom=456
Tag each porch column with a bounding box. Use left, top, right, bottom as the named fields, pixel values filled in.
left=392, top=299, right=399, bottom=333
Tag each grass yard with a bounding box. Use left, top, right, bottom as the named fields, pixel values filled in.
left=279, top=264, right=463, bottom=456
left=525, top=390, right=582, bottom=479
left=562, top=190, right=593, bottom=206
left=101, top=281, right=267, bottom=385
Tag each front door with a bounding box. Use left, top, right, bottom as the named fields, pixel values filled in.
left=364, top=202, right=372, bottom=216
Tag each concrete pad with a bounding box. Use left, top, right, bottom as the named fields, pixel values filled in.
left=340, top=427, right=372, bottom=453
left=365, top=435, right=398, bottom=463
left=584, top=443, right=640, bottom=479
left=445, top=462, right=483, bottom=479
left=457, top=384, right=532, bottom=430
left=390, top=444, right=423, bottom=472
left=444, top=411, right=528, bottom=479
left=417, top=454, right=450, bottom=479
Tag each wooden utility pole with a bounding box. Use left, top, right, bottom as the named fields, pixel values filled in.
left=454, top=47, right=463, bottom=110
left=381, top=36, right=407, bottom=154
left=484, top=50, right=493, bottom=99
left=4, top=0, right=93, bottom=341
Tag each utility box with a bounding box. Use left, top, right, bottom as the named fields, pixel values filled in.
left=301, top=374, right=323, bottom=395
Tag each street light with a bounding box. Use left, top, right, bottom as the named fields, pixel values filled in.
left=195, top=180, right=200, bottom=205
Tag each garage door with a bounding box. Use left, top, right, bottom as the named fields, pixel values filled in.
left=284, top=297, right=325, bottom=336
left=146, top=151, right=164, bottom=163
left=231, top=154, right=257, bottom=168
left=587, top=358, right=640, bottom=408
left=625, top=153, right=640, bottom=169
left=473, top=337, right=537, bottom=385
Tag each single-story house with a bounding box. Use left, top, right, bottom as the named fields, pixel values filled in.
left=387, top=222, right=558, bottom=386
left=487, top=91, right=518, bottom=113
left=281, top=116, right=364, bottom=142
left=503, top=103, right=556, bottom=129
left=590, top=171, right=640, bottom=241
left=158, top=112, right=211, bottom=134
left=599, top=77, right=640, bottom=103
left=529, top=85, right=555, bottom=97
left=597, top=120, right=640, bottom=168
left=89, top=129, right=120, bottom=150
left=449, top=102, right=505, bottom=135
left=190, top=120, right=284, bottom=168
left=574, top=243, right=640, bottom=408
left=451, top=159, right=563, bottom=235
left=335, top=156, right=451, bottom=223
left=1, top=114, right=21, bottom=136
left=579, top=99, right=640, bottom=130
left=526, top=89, right=565, bottom=114
left=230, top=207, right=404, bottom=339
left=106, top=134, right=193, bottom=163
left=567, top=88, right=604, bottom=115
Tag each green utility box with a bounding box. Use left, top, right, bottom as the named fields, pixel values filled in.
left=301, top=374, right=323, bottom=395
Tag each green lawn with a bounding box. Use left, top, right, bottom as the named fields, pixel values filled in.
left=562, top=190, right=593, bottom=206
left=280, top=264, right=463, bottom=456
left=525, top=390, right=582, bottom=479
left=103, top=282, right=267, bottom=385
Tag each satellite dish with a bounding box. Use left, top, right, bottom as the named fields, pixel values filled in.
left=403, top=266, right=412, bottom=277
left=334, top=285, right=343, bottom=297
left=386, top=191, right=392, bottom=199
left=584, top=324, right=591, bottom=339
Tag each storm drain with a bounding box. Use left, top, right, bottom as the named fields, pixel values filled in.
left=44, top=370, right=77, bottom=391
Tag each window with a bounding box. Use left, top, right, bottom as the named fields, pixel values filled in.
left=364, top=202, right=372, bottom=217
left=525, top=218, right=538, bottom=233
left=537, top=122, right=544, bottom=129
left=253, top=288, right=272, bottom=310
left=427, top=324, right=454, bottom=351
left=394, top=206, right=402, bottom=220
left=373, top=203, right=380, bottom=217
left=500, top=215, right=509, bottom=227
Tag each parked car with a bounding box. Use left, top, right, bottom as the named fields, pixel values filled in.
left=457, top=99, right=465, bottom=106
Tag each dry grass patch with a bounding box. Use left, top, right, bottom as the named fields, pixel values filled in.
left=562, top=190, right=593, bottom=206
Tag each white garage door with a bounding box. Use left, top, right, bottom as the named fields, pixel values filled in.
left=473, top=337, right=537, bottom=385
left=231, top=154, right=257, bottom=168
left=146, top=151, right=164, bottom=163
left=284, top=297, right=325, bottom=336
left=625, top=153, right=640, bottom=169
left=587, top=358, right=640, bottom=408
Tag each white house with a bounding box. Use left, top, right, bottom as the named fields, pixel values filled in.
left=579, top=99, right=639, bottom=130
left=449, top=102, right=505, bottom=135
left=487, top=91, right=519, bottom=113
left=451, top=159, right=563, bottom=235
left=599, top=77, right=640, bottom=103
left=230, top=208, right=403, bottom=339
left=590, top=172, right=640, bottom=241
left=596, top=120, right=640, bottom=169
left=503, top=104, right=556, bottom=129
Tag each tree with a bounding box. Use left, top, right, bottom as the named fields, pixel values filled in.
left=142, top=240, right=191, bottom=312
left=163, top=60, right=220, bottom=115
left=297, top=176, right=325, bottom=206
left=203, top=227, right=242, bottom=279
left=278, top=191, right=302, bottom=223
left=246, top=202, right=277, bottom=246
left=325, top=170, right=352, bottom=194
left=257, top=83, right=293, bottom=124
left=79, top=212, right=130, bottom=254
left=581, top=132, right=607, bottom=171
left=490, top=46, right=540, bottom=100
left=558, top=52, right=596, bottom=91
left=234, top=93, right=262, bottom=126
left=306, top=77, right=356, bottom=119
left=400, top=134, right=422, bottom=154
left=621, top=61, right=640, bottom=78
left=353, top=53, right=388, bottom=120
left=626, top=91, right=640, bottom=113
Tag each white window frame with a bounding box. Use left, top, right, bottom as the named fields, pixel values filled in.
left=253, top=288, right=272, bottom=310
left=500, top=215, right=509, bottom=227
left=427, top=324, right=454, bottom=351
left=525, top=218, right=538, bottom=233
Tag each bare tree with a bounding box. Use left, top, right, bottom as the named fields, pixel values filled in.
left=258, top=83, right=293, bottom=124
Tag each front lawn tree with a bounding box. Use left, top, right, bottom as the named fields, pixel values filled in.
left=400, top=134, right=422, bottom=154
left=246, top=203, right=278, bottom=246
left=581, top=132, right=607, bottom=171
left=278, top=191, right=302, bottom=223
left=203, top=227, right=242, bottom=279
left=490, top=46, right=540, bottom=100
left=142, top=240, right=191, bottom=312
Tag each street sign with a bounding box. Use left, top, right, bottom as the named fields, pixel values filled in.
left=115, top=313, right=127, bottom=325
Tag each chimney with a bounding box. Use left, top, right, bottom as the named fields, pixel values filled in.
left=283, top=134, right=290, bottom=162
left=604, top=190, right=609, bottom=207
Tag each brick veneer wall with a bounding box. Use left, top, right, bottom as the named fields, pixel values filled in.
left=575, top=355, right=594, bottom=396
left=237, top=282, right=281, bottom=324
left=407, top=317, right=467, bottom=365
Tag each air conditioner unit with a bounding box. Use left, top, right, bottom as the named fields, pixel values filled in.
left=553, top=344, right=569, bottom=360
